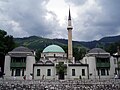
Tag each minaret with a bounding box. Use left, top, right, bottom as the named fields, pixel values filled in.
left=67, top=8, right=73, bottom=60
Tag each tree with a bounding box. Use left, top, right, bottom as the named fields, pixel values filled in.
left=56, top=62, right=67, bottom=75
left=0, top=29, right=15, bottom=76
left=62, top=45, right=87, bottom=61
left=105, top=41, right=120, bottom=55
left=35, top=49, right=43, bottom=62
left=73, top=46, right=86, bottom=60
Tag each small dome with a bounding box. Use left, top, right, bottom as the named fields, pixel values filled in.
left=11, top=46, right=32, bottom=52
left=88, top=48, right=107, bottom=53
left=43, top=45, right=65, bottom=53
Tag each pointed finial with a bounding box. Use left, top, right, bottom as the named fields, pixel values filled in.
left=68, top=7, right=71, bottom=20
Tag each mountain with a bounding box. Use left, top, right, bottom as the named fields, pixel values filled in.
left=14, top=35, right=120, bottom=50
left=14, top=36, right=67, bottom=50
left=99, top=35, right=120, bottom=42
left=14, top=36, right=85, bottom=60
left=54, top=35, right=120, bottom=49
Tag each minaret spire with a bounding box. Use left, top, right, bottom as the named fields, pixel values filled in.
left=68, top=8, right=71, bottom=20
left=67, top=8, right=73, bottom=60
left=67, top=7, right=72, bottom=28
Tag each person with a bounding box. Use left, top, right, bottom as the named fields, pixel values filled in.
left=13, top=76, right=16, bottom=80
left=29, top=75, right=32, bottom=80
left=23, top=75, right=26, bottom=80
left=42, top=75, right=45, bottom=80
left=114, top=74, right=118, bottom=79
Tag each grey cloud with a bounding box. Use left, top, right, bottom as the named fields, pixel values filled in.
left=64, top=0, right=87, bottom=6
left=0, top=0, right=63, bottom=38
left=72, top=0, right=120, bottom=41
left=0, top=0, right=120, bottom=41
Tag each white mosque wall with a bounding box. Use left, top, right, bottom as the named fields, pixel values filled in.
left=4, top=55, right=11, bottom=78
left=34, top=66, right=56, bottom=80
left=109, top=56, right=115, bottom=78
left=26, top=56, right=35, bottom=79
left=41, top=53, right=67, bottom=58
left=67, top=66, right=88, bottom=79
left=82, top=55, right=116, bottom=79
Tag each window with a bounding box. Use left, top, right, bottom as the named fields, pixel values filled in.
left=15, top=69, right=21, bottom=76
left=82, top=69, right=85, bottom=76
left=54, top=54, right=56, bottom=57
left=47, top=69, right=51, bottom=76
left=22, top=69, right=24, bottom=76
left=97, top=69, right=100, bottom=76
left=44, top=55, right=46, bottom=57
left=37, top=69, right=40, bottom=76
left=72, top=69, right=75, bottom=76
left=101, top=69, right=106, bottom=76
left=11, top=69, right=14, bottom=76
left=114, top=59, right=117, bottom=64
left=115, top=68, right=118, bottom=75
left=106, top=69, right=109, bottom=75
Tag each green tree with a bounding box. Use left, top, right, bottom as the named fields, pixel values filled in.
left=0, top=29, right=15, bottom=76
left=105, top=41, right=120, bottom=55
left=35, top=49, right=43, bottom=62
left=56, top=62, right=67, bottom=75
left=62, top=45, right=87, bottom=61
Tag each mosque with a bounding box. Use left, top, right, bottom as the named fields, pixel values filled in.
left=4, top=9, right=120, bottom=80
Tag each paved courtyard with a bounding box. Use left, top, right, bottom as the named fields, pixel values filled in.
left=0, top=79, right=120, bottom=90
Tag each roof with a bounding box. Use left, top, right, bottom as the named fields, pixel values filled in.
left=43, top=45, right=65, bottom=53
left=88, top=48, right=107, bottom=53
left=8, top=46, right=34, bottom=57
left=11, top=46, right=32, bottom=52
left=8, top=53, right=33, bottom=57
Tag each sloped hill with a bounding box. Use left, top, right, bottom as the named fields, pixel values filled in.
left=54, top=35, right=120, bottom=49
left=14, top=35, right=120, bottom=50
left=14, top=36, right=67, bottom=50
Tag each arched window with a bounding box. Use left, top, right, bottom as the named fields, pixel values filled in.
left=54, top=54, right=56, bottom=57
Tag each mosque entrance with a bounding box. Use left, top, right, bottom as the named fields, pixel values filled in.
left=58, top=71, right=64, bottom=80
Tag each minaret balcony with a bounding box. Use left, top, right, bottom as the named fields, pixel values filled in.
left=67, top=26, right=73, bottom=29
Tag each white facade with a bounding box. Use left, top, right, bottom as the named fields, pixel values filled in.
left=41, top=52, right=67, bottom=61
left=67, top=65, right=88, bottom=79
left=34, top=65, right=56, bottom=80
left=33, top=63, right=88, bottom=80
left=113, top=52, right=120, bottom=76
left=4, top=46, right=35, bottom=80
left=33, top=44, right=89, bottom=80
left=4, top=46, right=118, bottom=80
left=4, top=55, right=11, bottom=77
left=81, top=48, right=116, bottom=79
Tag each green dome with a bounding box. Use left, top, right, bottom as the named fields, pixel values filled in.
left=43, top=45, right=65, bottom=53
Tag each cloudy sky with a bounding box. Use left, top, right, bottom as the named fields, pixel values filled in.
left=0, top=0, right=120, bottom=41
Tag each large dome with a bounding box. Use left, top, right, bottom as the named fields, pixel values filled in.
left=43, top=45, right=65, bottom=53
left=88, top=48, right=107, bottom=53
